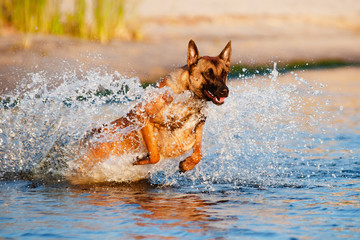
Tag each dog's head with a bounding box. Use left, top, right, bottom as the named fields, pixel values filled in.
left=187, top=40, right=231, bottom=105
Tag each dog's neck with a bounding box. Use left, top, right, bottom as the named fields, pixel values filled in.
left=160, top=65, right=191, bottom=94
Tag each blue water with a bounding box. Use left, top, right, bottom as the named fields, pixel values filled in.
left=0, top=178, right=358, bottom=239
left=0, top=66, right=359, bottom=239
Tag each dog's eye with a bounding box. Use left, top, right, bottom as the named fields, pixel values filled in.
left=206, top=68, right=214, bottom=78
left=221, top=69, right=227, bottom=76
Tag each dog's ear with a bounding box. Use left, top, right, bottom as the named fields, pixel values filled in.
left=219, top=41, right=232, bottom=68
left=187, top=40, right=199, bottom=68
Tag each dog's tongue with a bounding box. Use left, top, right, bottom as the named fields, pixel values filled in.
left=216, top=96, right=226, bottom=104
left=205, top=89, right=226, bottom=104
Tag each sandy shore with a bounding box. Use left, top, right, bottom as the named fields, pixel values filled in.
left=1, top=0, right=360, bottom=94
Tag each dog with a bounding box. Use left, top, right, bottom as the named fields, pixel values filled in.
left=77, top=40, right=231, bottom=174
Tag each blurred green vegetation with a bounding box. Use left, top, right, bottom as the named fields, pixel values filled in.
left=229, top=60, right=360, bottom=79
left=0, top=0, right=142, bottom=48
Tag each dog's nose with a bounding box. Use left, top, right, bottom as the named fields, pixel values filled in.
left=220, top=86, right=229, bottom=97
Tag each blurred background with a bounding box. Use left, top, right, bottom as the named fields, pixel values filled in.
left=0, top=0, right=360, bottom=91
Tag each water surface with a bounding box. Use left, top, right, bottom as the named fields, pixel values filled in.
left=0, top=66, right=359, bottom=239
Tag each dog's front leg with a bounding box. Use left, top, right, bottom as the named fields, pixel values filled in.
left=179, top=121, right=204, bottom=173
left=133, top=122, right=160, bottom=165
left=133, top=94, right=170, bottom=166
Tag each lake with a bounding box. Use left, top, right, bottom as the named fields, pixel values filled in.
left=0, top=66, right=359, bottom=239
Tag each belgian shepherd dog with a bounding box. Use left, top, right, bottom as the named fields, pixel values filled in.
left=77, top=40, right=231, bottom=174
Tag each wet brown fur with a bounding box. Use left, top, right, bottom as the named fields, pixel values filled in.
left=77, top=40, right=231, bottom=174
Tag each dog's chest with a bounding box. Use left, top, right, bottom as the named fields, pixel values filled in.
left=151, top=97, right=206, bottom=158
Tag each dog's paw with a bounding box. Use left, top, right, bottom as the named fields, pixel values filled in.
left=179, top=161, right=187, bottom=173
left=179, top=159, right=193, bottom=173
left=133, top=154, right=150, bottom=165
left=179, top=164, right=187, bottom=174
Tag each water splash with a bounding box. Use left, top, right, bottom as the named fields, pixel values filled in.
left=0, top=68, right=145, bottom=178
left=0, top=64, right=328, bottom=188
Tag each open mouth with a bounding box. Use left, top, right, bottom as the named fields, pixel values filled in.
left=204, top=89, right=226, bottom=105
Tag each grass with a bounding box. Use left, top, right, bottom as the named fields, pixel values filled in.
left=0, top=0, right=141, bottom=48
left=93, top=0, right=126, bottom=43
left=229, top=59, right=360, bottom=80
